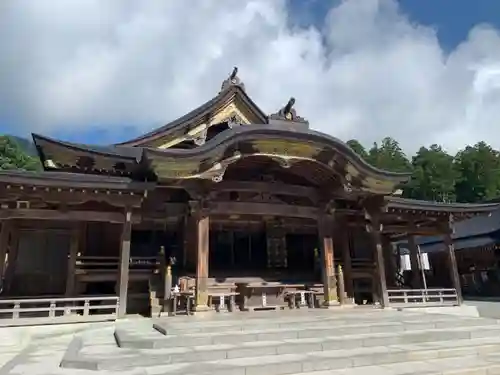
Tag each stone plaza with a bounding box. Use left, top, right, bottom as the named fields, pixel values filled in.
left=2, top=307, right=500, bottom=375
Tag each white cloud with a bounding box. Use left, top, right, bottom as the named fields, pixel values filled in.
left=1, top=0, right=500, bottom=154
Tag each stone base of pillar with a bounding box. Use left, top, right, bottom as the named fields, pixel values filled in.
left=322, top=300, right=340, bottom=308
left=193, top=305, right=212, bottom=313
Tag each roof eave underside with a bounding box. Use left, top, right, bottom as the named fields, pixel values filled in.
left=400, top=235, right=497, bottom=254
left=0, top=170, right=154, bottom=191
left=386, top=196, right=500, bottom=215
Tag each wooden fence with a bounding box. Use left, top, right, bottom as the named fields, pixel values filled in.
left=0, top=295, right=119, bottom=327
left=387, top=288, right=459, bottom=307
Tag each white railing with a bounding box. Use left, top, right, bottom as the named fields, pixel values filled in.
left=387, top=288, right=459, bottom=307
left=0, top=296, right=119, bottom=327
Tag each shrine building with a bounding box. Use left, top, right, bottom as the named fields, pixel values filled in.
left=0, top=67, right=498, bottom=324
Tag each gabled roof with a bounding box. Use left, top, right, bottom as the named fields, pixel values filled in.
left=116, top=83, right=268, bottom=147
left=415, top=208, right=500, bottom=246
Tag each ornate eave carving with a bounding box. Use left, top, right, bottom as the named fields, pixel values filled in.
left=269, top=97, right=309, bottom=128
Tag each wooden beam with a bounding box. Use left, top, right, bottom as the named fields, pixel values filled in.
left=0, top=188, right=143, bottom=207
left=381, top=225, right=441, bottom=235
left=0, top=209, right=140, bottom=224
left=141, top=203, right=187, bottom=220
left=212, top=181, right=319, bottom=201
left=208, top=201, right=319, bottom=219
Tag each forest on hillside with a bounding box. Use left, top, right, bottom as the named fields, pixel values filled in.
left=0, top=134, right=499, bottom=204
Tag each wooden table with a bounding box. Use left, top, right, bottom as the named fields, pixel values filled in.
left=239, top=283, right=307, bottom=311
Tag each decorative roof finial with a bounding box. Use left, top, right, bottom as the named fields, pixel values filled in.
left=268, top=97, right=308, bottom=127
left=283, top=97, right=295, bottom=120
left=230, top=66, right=238, bottom=81
left=220, top=66, right=245, bottom=93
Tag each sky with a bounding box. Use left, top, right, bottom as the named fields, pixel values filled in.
left=2, top=0, right=500, bottom=155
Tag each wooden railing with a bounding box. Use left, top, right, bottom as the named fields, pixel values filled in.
left=0, top=296, right=119, bottom=327
left=76, top=256, right=160, bottom=272
left=387, top=288, right=459, bottom=307
left=350, top=259, right=375, bottom=270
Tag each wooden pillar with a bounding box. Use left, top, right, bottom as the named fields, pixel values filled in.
left=65, top=224, right=82, bottom=297
left=365, top=209, right=389, bottom=308
left=3, top=221, right=19, bottom=294
left=407, top=235, right=422, bottom=289
left=0, top=221, right=12, bottom=282
left=443, top=217, right=463, bottom=305
left=318, top=215, right=338, bottom=306
left=340, top=223, right=354, bottom=303
left=193, top=207, right=210, bottom=311
left=382, top=236, right=396, bottom=289
left=117, top=210, right=132, bottom=318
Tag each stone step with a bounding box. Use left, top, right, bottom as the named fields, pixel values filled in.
left=152, top=309, right=446, bottom=327
left=153, top=313, right=499, bottom=335
left=115, top=319, right=500, bottom=349
left=89, top=340, right=500, bottom=375
left=75, top=335, right=500, bottom=371
left=284, top=355, right=500, bottom=375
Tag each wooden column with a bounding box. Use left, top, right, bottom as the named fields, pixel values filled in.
left=382, top=236, right=397, bottom=289
left=365, top=209, right=389, bottom=308
left=443, top=216, right=463, bottom=305
left=3, top=221, right=19, bottom=294
left=65, top=225, right=81, bottom=297
left=318, top=215, right=338, bottom=306
left=340, top=225, right=354, bottom=303
left=117, top=209, right=132, bottom=318
left=407, top=235, right=422, bottom=289
left=0, top=221, right=12, bottom=282
left=193, top=207, right=210, bottom=311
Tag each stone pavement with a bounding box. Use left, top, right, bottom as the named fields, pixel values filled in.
left=3, top=308, right=500, bottom=374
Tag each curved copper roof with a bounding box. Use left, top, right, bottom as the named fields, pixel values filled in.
left=33, top=124, right=410, bottom=194
left=144, top=124, right=410, bottom=181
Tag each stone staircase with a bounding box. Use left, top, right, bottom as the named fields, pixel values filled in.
left=5, top=308, right=500, bottom=374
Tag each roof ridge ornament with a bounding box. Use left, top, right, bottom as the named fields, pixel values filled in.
left=268, top=97, right=309, bottom=128
left=220, top=66, right=245, bottom=93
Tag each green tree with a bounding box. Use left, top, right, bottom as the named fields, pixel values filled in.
left=367, top=137, right=412, bottom=173
left=0, top=136, right=41, bottom=171
left=454, top=142, right=500, bottom=203
left=404, top=145, right=457, bottom=202
left=346, top=139, right=369, bottom=160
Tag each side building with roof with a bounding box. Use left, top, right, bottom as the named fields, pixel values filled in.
left=398, top=209, right=500, bottom=297
left=0, top=67, right=498, bottom=324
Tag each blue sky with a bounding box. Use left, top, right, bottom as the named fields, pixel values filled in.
left=3, top=0, right=500, bottom=153
left=288, top=0, right=500, bottom=51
